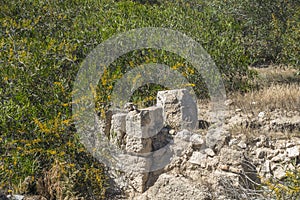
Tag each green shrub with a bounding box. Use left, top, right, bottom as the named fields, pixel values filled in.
left=200, top=0, right=300, bottom=68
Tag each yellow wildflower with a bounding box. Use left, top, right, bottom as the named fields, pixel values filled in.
left=48, top=150, right=57, bottom=155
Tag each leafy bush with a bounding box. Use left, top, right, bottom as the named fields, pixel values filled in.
left=201, top=0, right=300, bottom=68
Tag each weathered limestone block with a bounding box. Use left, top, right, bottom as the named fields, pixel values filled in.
left=189, top=151, right=208, bottom=168
left=129, top=172, right=149, bottom=193
left=286, top=146, right=299, bottom=158
left=174, top=129, right=193, bottom=143
left=205, top=148, right=215, bottom=157
left=151, top=145, right=174, bottom=171
left=174, top=129, right=204, bottom=147
left=112, top=107, right=164, bottom=194
left=219, top=147, right=243, bottom=166
left=125, top=136, right=152, bottom=153
left=173, top=130, right=204, bottom=158
left=110, top=113, right=127, bottom=147
left=190, top=134, right=204, bottom=148
left=125, top=107, right=163, bottom=154
left=117, top=155, right=152, bottom=193
left=206, top=128, right=229, bottom=152
left=135, top=174, right=211, bottom=200
left=157, top=89, right=198, bottom=130
left=126, top=107, right=163, bottom=138
left=132, top=163, right=151, bottom=193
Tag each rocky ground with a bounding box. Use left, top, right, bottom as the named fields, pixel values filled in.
left=107, top=67, right=300, bottom=200
left=124, top=106, right=300, bottom=200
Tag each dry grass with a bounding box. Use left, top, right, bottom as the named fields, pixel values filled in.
left=229, top=122, right=296, bottom=140
left=198, top=66, right=299, bottom=116
left=250, top=65, right=299, bottom=87
left=231, top=83, right=300, bottom=113
left=227, top=66, right=299, bottom=136
left=36, top=161, right=80, bottom=200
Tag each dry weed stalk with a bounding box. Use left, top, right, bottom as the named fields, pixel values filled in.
left=37, top=161, right=80, bottom=200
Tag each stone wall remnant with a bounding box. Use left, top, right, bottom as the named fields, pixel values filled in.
left=157, top=89, right=198, bottom=130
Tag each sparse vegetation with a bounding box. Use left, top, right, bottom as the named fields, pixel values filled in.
left=265, top=166, right=300, bottom=199
left=233, top=83, right=300, bottom=113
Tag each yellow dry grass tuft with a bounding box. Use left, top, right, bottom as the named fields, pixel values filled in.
left=250, top=65, right=299, bottom=86
left=232, top=83, right=300, bottom=113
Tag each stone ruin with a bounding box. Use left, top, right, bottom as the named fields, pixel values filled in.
left=102, top=88, right=199, bottom=193
left=100, top=88, right=300, bottom=200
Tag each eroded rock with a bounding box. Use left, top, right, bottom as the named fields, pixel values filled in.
left=157, top=89, right=198, bottom=130
left=286, top=146, right=299, bottom=158
left=126, top=106, right=163, bottom=138
left=135, top=174, right=211, bottom=200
